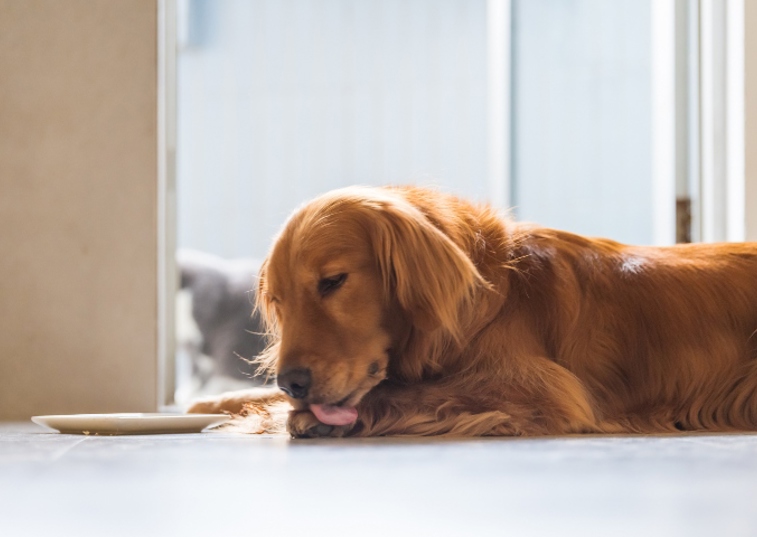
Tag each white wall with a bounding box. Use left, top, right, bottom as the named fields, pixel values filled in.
left=177, top=0, right=490, bottom=260
left=747, top=0, right=757, bottom=241
left=511, top=0, right=654, bottom=245
left=178, top=0, right=658, bottom=259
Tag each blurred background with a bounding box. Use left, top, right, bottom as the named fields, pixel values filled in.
left=0, top=0, right=754, bottom=420
left=172, top=0, right=748, bottom=402
left=1, top=6, right=756, bottom=536
left=177, top=0, right=654, bottom=259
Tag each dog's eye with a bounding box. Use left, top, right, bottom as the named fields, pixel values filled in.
left=318, top=273, right=347, bottom=296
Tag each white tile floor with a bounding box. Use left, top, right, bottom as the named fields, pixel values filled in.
left=1, top=422, right=756, bottom=536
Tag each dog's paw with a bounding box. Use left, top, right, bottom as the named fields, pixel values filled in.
left=287, top=410, right=355, bottom=438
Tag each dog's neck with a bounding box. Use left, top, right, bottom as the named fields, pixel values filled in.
left=388, top=286, right=508, bottom=384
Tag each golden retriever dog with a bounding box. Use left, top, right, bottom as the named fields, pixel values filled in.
left=189, top=185, right=757, bottom=438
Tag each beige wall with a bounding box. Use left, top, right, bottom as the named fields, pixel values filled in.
left=0, top=0, right=159, bottom=419
left=746, top=0, right=757, bottom=241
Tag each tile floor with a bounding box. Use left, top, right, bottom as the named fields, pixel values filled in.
left=1, top=422, right=756, bottom=536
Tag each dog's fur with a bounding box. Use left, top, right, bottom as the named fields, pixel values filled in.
left=189, top=186, right=757, bottom=438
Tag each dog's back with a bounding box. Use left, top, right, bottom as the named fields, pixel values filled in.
left=495, top=227, right=757, bottom=430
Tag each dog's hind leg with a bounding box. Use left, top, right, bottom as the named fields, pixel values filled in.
left=703, top=360, right=757, bottom=431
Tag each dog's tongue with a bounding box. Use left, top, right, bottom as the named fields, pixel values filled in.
left=310, top=404, right=358, bottom=426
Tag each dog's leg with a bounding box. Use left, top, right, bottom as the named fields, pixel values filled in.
left=288, top=368, right=600, bottom=438
left=286, top=383, right=548, bottom=438
left=187, top=387, right=292, bottom=434
left=363, top=381, right=598, bottom=437
left=187, top=386, right=287, bottom=415
left=688, top=359, right=757, bottom=431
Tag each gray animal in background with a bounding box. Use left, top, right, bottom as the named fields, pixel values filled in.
left=177, top=249, right=269, bottom=386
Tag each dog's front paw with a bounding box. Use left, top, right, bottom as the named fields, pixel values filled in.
left=187, top=396, right=230, bottom=415
left=287, top=410, right=354, bottom=438
left=187, top=387, right=287, bottom=415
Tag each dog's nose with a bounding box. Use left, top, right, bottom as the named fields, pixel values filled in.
left=277, top=367, right=312, bottom=399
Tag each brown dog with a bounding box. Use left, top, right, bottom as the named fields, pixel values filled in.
left=189, top=185, right=757, bottom=438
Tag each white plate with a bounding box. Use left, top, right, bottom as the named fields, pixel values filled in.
left=31, top=413, right=230, bottom=435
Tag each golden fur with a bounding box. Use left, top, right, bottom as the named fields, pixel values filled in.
left=189, top=186, right=757, bottom=437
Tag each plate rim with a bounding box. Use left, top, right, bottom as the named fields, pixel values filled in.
left=30, top=413, right=231, bottom=434
left=32, top=413, right=228, bottom=420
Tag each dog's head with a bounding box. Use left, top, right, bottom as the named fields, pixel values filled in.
left=256, top=187, right=483, bottom=425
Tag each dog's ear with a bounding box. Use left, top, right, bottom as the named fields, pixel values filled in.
left=252, top=257, right=281, bottom=374
left=367, top=198, right=485, bottom=339
left=254, top=258, right=276, bottom=331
